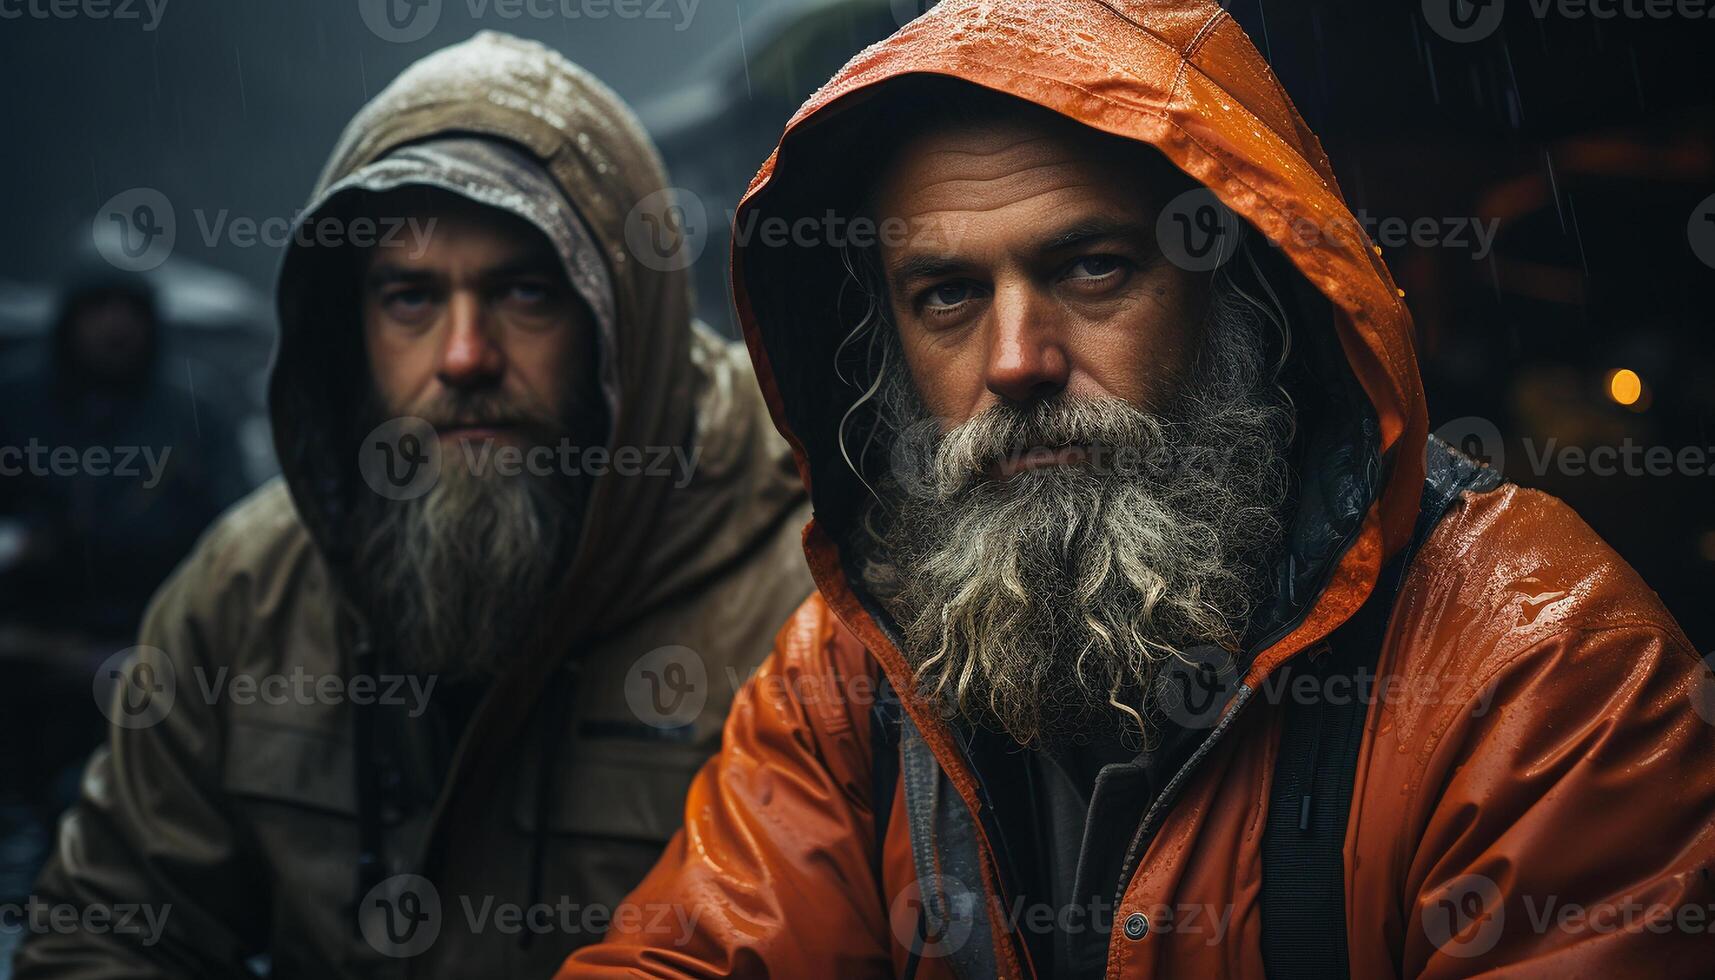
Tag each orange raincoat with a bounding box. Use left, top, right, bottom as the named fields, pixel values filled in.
left=563, top=1, right=1715, bottom=976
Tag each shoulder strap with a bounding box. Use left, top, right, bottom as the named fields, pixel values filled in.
left=1260, top=437, right=1502, bottom=979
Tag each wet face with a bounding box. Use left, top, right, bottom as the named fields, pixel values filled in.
left=353, top=192, right=601, bottom=678
left=873, top=115, right=1212, bottom=477
left=361, top=193, right=600, bottom=454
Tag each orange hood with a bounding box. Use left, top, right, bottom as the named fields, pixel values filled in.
left=729, top=0, right=1428, bottom=691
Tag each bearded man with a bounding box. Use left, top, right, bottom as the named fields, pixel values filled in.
left=18, top=32, right=812, bottom=978
left=564, top=2, right=1715, bottom=978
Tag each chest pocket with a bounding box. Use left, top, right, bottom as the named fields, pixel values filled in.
left=222, top=718, right=357, bottom=817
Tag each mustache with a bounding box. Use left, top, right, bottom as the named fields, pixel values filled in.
left=412, top=392, right=563, bottom=436
left=930, top=395, right=1166, bottom=492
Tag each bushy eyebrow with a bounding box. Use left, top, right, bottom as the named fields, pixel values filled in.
left=886, top=215, right=1152, bottom=296
left=1036, top=217, right=1151, bottom=254
left=364, top=256, right=561, bottom=290
left=364, top=264, right=437, bottom=289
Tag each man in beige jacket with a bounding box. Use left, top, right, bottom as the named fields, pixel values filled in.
left=17, top=31, right=812, bottom=978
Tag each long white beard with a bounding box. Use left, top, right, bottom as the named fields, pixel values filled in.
left=858, top=285, right=1292, bottom=750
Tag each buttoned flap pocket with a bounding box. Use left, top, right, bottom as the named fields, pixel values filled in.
left=514, top=735, right=712, bottom=843
left=222, top=718, right=357, bottom=817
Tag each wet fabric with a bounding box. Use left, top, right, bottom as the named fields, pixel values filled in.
left=18, top=31, right=813, bottom=979
left=565, top=2, right=1715, bottom=978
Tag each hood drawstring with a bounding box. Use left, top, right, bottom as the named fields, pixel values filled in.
left=519, top=661, right=577, bottom=951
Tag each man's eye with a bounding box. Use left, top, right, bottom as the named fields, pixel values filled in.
left=504, top=281, right=550, bottom=305
left=383, top=288, right=433, bottom=312
left=923, top=281, right=975, bottom=311
left=1064, top=255, right=1128, bottom=282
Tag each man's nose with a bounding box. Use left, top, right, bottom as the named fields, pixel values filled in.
left=983, top=287, right=1069, bottom=404
left=436, top=292, right=504, bottom=389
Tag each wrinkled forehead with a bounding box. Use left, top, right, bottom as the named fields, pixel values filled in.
left=857, top=81, right=1189, bottom=222
left=359, top=186, right=564, bottom=273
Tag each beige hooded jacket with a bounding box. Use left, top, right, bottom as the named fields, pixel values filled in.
left=18, top=31, right=812, bottom=979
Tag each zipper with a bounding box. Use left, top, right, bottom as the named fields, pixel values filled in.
left=1104, top=502, right=1375, bottom=919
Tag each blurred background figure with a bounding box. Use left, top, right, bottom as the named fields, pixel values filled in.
left=0, top=269, right=257, bottom=965
left=0, top=272, right=250, bottom=634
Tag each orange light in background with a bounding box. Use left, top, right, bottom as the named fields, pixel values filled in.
left=1606, top=368, right=1645, bottom=409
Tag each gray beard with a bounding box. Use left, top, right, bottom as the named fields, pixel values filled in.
left=857, top=285, right=1293, bottom=750
left=351, top=455, right=581, bottom=680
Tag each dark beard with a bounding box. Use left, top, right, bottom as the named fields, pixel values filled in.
left=856, top=283, right=1293, bottom=750
left=348, top=388, right=596, bottom=681
left=351, top=461, right=583, bottom=680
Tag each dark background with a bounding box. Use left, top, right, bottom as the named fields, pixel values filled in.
left=1, top=4, right=1711, bottom=959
